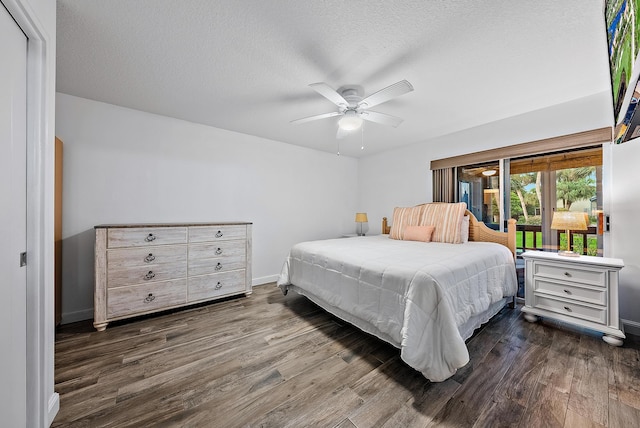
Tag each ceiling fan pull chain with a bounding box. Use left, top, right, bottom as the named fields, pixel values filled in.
left=361, top=123, right=365, bottom=151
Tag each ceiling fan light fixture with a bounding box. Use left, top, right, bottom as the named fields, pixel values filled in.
left=482, top=169, right=497, bottom=176
left=338, top=111, right=363, bottom=131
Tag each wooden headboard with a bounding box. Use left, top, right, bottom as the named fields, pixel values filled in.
left=382, top=207, right=517, bottom=258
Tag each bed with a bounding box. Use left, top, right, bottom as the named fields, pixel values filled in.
left=277, top=203, right=517, bottom=382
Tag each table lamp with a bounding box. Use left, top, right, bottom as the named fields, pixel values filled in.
left=550, top=211, right=588, bottom=256
left=355, top=212, right=368, bottom=236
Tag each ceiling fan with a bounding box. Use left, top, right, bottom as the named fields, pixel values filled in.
left=290, top=80, right=414, bottom=139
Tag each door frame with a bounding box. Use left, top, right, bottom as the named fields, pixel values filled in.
left=1, top=0, right=58, bottom=426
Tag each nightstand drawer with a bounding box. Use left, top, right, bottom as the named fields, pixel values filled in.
left=533, top=263, right=606, bottom=287
left=533, top=294, right=606, bottom=325
left=534, top=279, right=606, bottom=306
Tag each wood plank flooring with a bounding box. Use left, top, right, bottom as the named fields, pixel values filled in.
left=53, top=284, right=640, bottom=427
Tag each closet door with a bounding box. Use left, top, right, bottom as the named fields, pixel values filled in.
left=0, top=2, right=28, bottom=426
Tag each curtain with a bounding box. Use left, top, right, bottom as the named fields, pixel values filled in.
left=432, top=167, right=456, bottom=202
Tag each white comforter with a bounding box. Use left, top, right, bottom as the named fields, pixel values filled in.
left=277, top=235, right=517, bottom=381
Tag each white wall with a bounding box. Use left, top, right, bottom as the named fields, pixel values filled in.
left=55, top=93, right=359, bottom=323
left=610, top=141, right=640, bottom=334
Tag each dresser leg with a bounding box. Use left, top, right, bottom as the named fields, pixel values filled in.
left=524, top=313, right=539, bottom=323
left=603, top=334, right=624, bottom=347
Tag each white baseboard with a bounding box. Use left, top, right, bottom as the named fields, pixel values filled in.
left=61, top=308, right=93, bottom=324
left=252, top=274, right=278, bottom=286
left=47, top=392, right=60, bottom=427
left=622, top=319, right=640, bottom=337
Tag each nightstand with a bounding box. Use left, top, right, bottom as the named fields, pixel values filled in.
left=521, top=251, right=625, bottom=346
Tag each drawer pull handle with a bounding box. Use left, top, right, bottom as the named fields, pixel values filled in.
left=215, top=281, right=223, bottom=290
left=564, top=272, right=571, bottom=277
left=215, top=231, right=223, bottom=238
left=145, top=233, right=156, bottom=242
left=144, top=271, right=156, bottom=280
left=563, top=289, right=571, bottom=294
left=144, top=293, right=155, bottom=303
left=215, top=248, right=223, bottom=255
left=144, top=254, right=156, bottom=263
left=215, top=263, right=223, bottom=271
left=563, top=306, right=572, bottom=312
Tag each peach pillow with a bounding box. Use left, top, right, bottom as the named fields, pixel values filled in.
left=403, top=225, right=435, bottom=242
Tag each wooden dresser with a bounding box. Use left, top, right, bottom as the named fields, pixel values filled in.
left=521, top=250, right=624, bottom=346
left=94, top=222, right=252, bottom=331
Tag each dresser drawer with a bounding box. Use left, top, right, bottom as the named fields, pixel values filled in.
left=533, top=294, right=607, bottom=325
left=188, top=240, right=245, bottom=260
left=533, top=262, right=606, bottom=287
left=108, top=227, right=187, bottom=248
left=188, top=255, right=246, bottom=277
left=188, top=225, right=246, bottom=243
left=107, top=245, right=187, bottom=269
left=534, top=278, right=606, bottom=306
left=107, top=279, right=187, bottom=318
left=188, top=270, right=246, bottom=302
left=107, top=262, right=187, bottom=288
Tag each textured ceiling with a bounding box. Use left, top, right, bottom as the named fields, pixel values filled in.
left=56, top=0, right=611, bottom=158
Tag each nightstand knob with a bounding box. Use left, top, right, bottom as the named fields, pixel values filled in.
left=563, top=306, right=572, bottom=312
left=564, top=272, right=571, bottom=277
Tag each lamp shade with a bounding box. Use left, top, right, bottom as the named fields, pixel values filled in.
left=355, top=212, right=368, bottom=223
left=339, top=111, right=363, bottom=131
left=550, top=211, right=588, bottom=231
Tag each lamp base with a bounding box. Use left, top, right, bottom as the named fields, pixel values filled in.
left=558, top=250, right=580, bottom=257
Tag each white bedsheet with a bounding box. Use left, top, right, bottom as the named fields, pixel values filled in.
left=277, top=235, right=517, bottom=381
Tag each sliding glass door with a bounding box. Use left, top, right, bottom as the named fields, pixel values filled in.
left=508, top=147, right=602, bottom=256
left=455, top=147, right=603, bottom=298
left=455, top=148, right=602, bottom=255
left=457, top=161, right=501, bottom=230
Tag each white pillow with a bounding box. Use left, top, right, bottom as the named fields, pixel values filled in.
left=460, top=215, right=470, bottom=243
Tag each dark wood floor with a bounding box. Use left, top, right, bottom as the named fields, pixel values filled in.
left=53, top=284, right=640, bottom=427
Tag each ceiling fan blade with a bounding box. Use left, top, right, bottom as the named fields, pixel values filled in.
left=360, top=110, right=404, bottom=128
left=309, top=82, right=349, bottom=107
left=336, top=126, right=350, bottom=139
left=357, top=79, right=414, bottom=109
left=290, top=111, right=342, bottom=125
